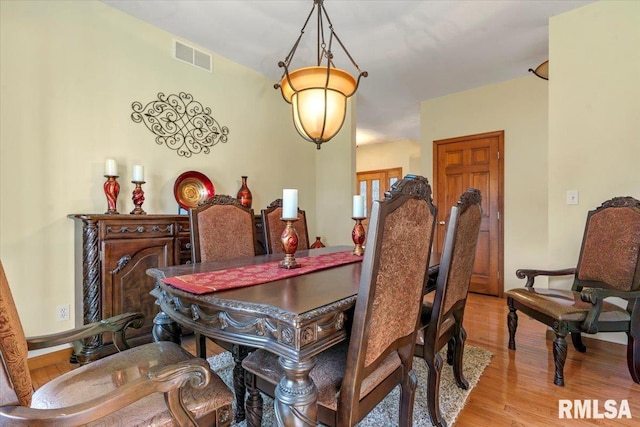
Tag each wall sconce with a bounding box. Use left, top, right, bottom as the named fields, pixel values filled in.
left=529, top=60, right=549, bottom=80
left=275, top=0, right=368, bottom=149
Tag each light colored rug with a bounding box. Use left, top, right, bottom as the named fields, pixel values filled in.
left=208, top=346, right=491, bottom=426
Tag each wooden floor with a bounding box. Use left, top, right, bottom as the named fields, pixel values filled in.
left=30, top=293, right=639, bottom=426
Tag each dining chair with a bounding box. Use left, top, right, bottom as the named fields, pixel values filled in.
left=261, top=198, right=310, bottom=254
left=0, top=261, right=234, bottom=427
left=190, top=194, right=257, bottom=263
left=241, top=174, right=437, bottom=427
left=506, top=196, right=640, bottom=386
left=188, top=193, right=258, bottom=422
left=413, top=188, right=483, bottom=427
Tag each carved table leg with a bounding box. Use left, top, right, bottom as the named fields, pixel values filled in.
left=152, top=311, right=182, bottom=344
left=274, top=356, right=318, bottom=427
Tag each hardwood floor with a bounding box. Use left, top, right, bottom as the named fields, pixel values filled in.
left=29, top=293, right=639, bottom=426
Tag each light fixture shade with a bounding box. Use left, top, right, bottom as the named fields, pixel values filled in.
left=529, top=60, right=549, bottom=80
left=280, top=66, right=357, bottom=143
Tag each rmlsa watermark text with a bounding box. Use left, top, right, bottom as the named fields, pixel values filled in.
left=559, top=399, right=632, bottom=419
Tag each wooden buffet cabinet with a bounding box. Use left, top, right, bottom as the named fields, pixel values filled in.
left=69, top=214, right=192, bottom=362
left=69, top=213, right=265, bottom=362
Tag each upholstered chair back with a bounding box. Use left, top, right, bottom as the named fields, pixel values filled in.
left=430, top=189, right=482, bottom=339
left=190, top=194, right=256, bottom=262
left=340, top=175, right=436, bottom=414
left=261, top=199, right=309, bottom=254
left=0, top=261, right=33, bottom=407
left=575, top=197, right=640, bottom=292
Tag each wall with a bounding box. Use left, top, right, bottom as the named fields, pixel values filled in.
left=548, top=0, right=640, bottom=271
left=547, top=1, right=640, bottom=343
left=421, top=76, right=549, bottom=292
left=356, top=139, right=421, bottom=176
left=0, top=0, right=354, bottom=337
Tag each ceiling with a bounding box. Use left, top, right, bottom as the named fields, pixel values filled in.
left=101, top=0, right=593, bottom=145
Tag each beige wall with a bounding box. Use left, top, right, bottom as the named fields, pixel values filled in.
left=547, top=1, right=640, bottom=343
left=548, top=0, right=640, bottom=273
left=356, top=139, right=421, bottom=177
left=0, top=0, right=354, bottom=337
left=421, top=76, right=550, bottom=292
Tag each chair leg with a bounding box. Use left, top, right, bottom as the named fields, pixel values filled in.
left=552, top=333, right=568, bottom=386
left=452, top=326, right=469, bottom=390
left=425, top=353, right=447, bottom=427
left=507, top=298, right=518, bottom=350
left=446, top=339, right=454, bottom=365
left=399, top=369, right=418, bottom=427
left=627, top=330, right=640, bottom=384
left=244, top=371, right=264, bottom=427
left=232, top=344, right=250, bottom=423
left=571, top=332, right=587, bottom=353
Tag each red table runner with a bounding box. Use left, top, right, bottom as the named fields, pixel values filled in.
left=162, top=250, right=363, bottom=294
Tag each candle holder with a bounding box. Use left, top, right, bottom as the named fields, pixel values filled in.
left=130, top=181, right=147, bottom=215
left=279, top=218, right=301, bottom=269
left=103, top=175, right=120, bottom=214
left=351, top=217, right=366, bottom=256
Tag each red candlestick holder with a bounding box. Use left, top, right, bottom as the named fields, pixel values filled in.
left=279, top=218, right=301, bottom=269
left=103, top=175, right=120, bottom=214
left=130, top=181, right=147, bottom=215
left=351, top=217, right=366, bottom=256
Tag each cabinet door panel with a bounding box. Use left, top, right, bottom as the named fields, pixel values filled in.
left=102, top=238, right=173, bottom=342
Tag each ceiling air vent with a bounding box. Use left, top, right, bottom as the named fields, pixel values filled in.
left=173, top=40, right=212, bottom=73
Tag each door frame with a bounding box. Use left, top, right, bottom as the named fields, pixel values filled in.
left=433, top=130, right=504, bottom=297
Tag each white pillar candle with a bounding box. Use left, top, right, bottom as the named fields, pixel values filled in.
left=282, top=189, right=298, bottom=219
left=353, top=194, right=365, bottom=218
left=132, top=165, right=144, bottom=182
left=105, top=159, right=118, bottom=176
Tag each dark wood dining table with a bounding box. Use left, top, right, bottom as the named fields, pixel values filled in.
left=147, top=245, right=439, bottom=427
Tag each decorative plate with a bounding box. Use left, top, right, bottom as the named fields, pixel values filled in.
left=173, top=171, right=215, bottom=210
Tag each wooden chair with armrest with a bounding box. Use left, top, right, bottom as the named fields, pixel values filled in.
left=261, top=198, right=310, bottom=254
left=506, top=196, right=640, bottom=386
left=0, top=261, right=234, bottom=426
left=241, top=174, right=437, bottom=427
left=414, top=188, right=483, bottom=427
left=189, top=193, right=258, bottom=422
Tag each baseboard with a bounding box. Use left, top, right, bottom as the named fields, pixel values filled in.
left=27, top=347, right=74, bottom=371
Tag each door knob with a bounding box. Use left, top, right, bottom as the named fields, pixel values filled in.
left=438, top=221, right=445, bottom=225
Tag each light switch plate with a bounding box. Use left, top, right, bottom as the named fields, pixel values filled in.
left=567, top=190, right=579, bottom=205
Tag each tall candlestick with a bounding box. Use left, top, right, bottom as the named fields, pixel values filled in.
left=105, top=159, right=118, bottom=176
left=353, top=194, right=365, bottom=218
left=282, top=189, right=298, bottom=219
left=132, top=165, right=144, bottom=182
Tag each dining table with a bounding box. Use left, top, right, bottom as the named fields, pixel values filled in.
left=147, top=245, right=439, bottom=427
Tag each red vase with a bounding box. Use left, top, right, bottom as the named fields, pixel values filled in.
left=310, top=236, right=325, bottom=249
left=237, top=176, right=252, bottom=208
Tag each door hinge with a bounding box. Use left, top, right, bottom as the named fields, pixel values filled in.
left=497, top=151, right=500, bottom=159
left=497, top=271, right=500, bottom=279
left=497, top=211, right=500, bottom=220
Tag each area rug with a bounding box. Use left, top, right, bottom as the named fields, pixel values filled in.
left=208, top=346, right=492, bottom=426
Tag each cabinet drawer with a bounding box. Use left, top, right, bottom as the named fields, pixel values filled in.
left=102, top=222, right=175, bottom=240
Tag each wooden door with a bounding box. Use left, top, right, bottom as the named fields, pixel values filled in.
left=433, top=131, right=503, bottom=296
left=102, top=238, right=173, bottom=342
left=356, top=167, right=402, bottom=229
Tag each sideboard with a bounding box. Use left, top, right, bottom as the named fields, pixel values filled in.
left=68, top=214, right=190, bottom=362
left=69, top=213, right=266, bottom=362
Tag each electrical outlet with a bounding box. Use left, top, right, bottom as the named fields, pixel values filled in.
left=566, top=190, right=579, bottom=205
left=56, top=304, right=71, bottom=321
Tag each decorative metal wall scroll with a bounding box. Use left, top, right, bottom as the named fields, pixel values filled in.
left=131, top=92, right=229, bottom=157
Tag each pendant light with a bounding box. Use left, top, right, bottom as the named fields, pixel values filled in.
left=275, top=0, right=368, bottom=149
